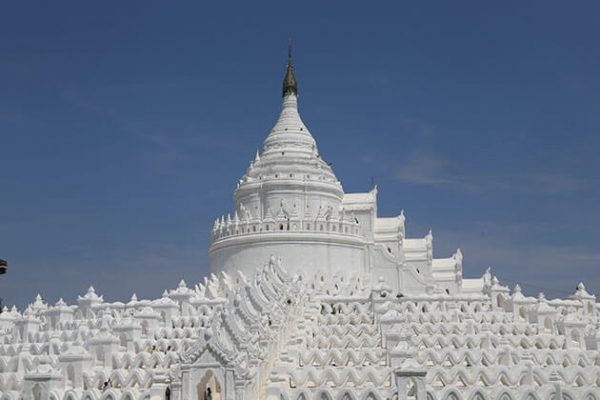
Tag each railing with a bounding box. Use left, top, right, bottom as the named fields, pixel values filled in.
left=211, top=218, right=362, bottom=241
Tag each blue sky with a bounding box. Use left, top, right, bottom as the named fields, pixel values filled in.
left=1, top=2, right=599, bottom=308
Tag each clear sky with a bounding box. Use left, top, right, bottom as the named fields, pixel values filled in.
left=1, top=1, right=599, bottom=308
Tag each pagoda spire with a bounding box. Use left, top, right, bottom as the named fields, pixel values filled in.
left=282, top=40, right=298, bottom=97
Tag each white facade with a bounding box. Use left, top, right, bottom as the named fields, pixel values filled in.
left=1, top=56, right=599, bottom=400
left=209, top=76, right=446, bottom=295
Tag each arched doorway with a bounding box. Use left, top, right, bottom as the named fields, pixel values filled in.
left=67, top=364, right=76, bottom=387
left=119, top=333, right=128, bottom=349
left=32, top=383, right=43, bottom=400
left=544, top=317, right=553, bottom=332
left=197, top=370, right=222, bottom=400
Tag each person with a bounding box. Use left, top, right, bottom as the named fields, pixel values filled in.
left=101, top=381, right=108, bottom=392
left=150, top=345, right=157, bottom=353
left=206, top=387, right=212, bottom=400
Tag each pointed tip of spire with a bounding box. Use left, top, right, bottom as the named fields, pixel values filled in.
left=282, top=41, right=298, bottom=97
left=514, top=284, right=521, bottom=293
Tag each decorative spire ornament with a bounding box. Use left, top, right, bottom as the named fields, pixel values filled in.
left=282, top=40, right=298, bottom=97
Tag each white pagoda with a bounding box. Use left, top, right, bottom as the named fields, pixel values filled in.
left=210, top=51, right=457, bottom=297
left=1, top=51, right=599, bottom=400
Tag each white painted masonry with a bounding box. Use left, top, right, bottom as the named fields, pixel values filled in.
left=1, top=56, right=598, bottom=400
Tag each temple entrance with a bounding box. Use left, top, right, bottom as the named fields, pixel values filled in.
left=32, top=383, right=42, bottom=400
left=197, top=369, right=222, bottom=400
left=67, top=364, right=75, bottom=387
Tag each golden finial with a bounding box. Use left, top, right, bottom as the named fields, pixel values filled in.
left=282, top=40, right=298, bottom=97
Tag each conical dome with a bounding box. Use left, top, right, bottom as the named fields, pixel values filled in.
left=234, top=55, right=343, bottom=222
left=262, top=93, right=317, bottom=154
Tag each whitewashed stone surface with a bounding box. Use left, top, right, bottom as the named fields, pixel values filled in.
left=2, top=69, right=599, bottom=400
